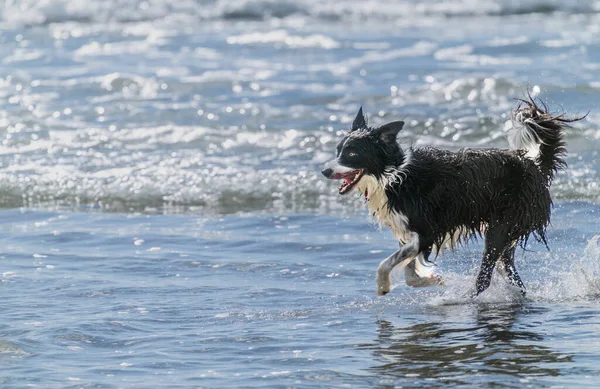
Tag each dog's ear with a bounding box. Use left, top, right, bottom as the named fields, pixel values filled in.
left=373, top=121, right=404, bottom=143
left=351, top=107, right=367, bottom=131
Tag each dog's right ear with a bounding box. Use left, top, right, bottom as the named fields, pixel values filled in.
left=373, top=121, right=405, bottom=143
left=351, top=106, right=367, bottom=131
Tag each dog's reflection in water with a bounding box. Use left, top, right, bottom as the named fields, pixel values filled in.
left=359, top=304, right=572, bottom=385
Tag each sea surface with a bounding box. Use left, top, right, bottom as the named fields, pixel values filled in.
left=1, top=0, right=600, bottom=388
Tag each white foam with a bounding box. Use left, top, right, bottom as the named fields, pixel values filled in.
left=227, top=30, right=340, bottom=49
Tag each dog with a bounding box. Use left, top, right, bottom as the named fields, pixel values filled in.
left=322, top=97, right=584, bottom=296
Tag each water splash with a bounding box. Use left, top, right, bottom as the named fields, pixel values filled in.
left=387, top=236, right=600, bottom=306
left=530, top=235, right=600, bottom=301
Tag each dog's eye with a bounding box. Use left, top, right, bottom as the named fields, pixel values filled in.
left=348, top=152, right=358, bottom=157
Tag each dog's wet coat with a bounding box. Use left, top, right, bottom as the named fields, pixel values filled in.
left=322, top=100, right=585, bottom=296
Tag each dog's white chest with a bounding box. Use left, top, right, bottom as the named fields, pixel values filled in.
left=356, top=175, right=412, bottom=243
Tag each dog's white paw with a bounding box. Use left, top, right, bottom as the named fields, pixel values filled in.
left=406, top=274, right=445, bottom=288
left=376, top=270, right=391, bottom=296
left=377, top=285, right=391, bottom=296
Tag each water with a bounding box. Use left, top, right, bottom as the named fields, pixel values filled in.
left=0, top=0, right=600, bottom=387
left=2, top=205, right=600, bottom=388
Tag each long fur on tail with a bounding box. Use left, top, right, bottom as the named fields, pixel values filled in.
left=509, top=96, right=586, bottom=183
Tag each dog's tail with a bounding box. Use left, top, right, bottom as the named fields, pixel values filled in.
left=508, top=96, right=586, bottom=183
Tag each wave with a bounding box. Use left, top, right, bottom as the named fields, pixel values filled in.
left=0, top=158, right=597, bottom=216
left=0, top=70, right=595, bottom=216
left=1, top=0, right=597, bottom=28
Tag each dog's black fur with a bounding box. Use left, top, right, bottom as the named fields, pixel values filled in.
left=322, top=98, right=584, bottom=296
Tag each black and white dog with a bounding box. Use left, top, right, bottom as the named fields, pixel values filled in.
left=322, top=98, right=583, bottom=296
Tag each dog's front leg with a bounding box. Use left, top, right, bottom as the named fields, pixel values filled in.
left=376, top=233, right=420, bottom=296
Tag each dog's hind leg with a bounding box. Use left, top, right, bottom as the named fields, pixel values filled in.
left=476, top=226, right=511, bottom=295
left=497, top=243, right=526, bottom=296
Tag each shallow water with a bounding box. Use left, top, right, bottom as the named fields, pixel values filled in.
left=1, top=204, right=600, bottom=388
left=1, top=0, right=600, bottom=388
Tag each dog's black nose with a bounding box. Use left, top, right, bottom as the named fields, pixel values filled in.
left=322, top=168, right=333, bottom=178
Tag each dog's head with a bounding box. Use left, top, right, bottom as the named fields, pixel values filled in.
left=321, top=107, right=405, bottom=194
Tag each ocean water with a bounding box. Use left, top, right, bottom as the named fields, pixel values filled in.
left=1, top=0, right=600, bottom=388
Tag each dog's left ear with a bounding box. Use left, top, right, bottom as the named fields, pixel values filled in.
left=373, top=121, right=405, bottom=143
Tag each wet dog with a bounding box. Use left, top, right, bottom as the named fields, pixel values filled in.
left=322, top=98, right=584, bottom=296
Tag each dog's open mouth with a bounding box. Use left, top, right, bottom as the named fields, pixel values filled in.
left=338, top=169, right=365, bottom=195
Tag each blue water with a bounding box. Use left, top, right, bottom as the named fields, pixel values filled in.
left=1, top=0, right=600, bottom=387
left=1, top=204, right=600, bottom=388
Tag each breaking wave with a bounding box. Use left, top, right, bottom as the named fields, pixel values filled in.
left=1, top=0, right=598, bottom=27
